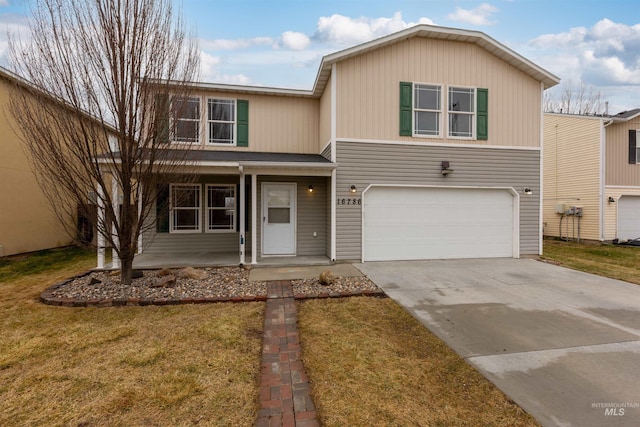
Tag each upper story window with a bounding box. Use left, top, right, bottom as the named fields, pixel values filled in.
left=448, top=87, right=474, bottom=138
left=208, top=99, right=236, bottom=145
left=163, top=96, right=249, bottom=147
left=400, top=82, right=488, bottom=141
left=171, top=97, right=200, bottom=143
left=414, top=84, right=442, bottom=137
left=629, top=130, right=640, bottom=164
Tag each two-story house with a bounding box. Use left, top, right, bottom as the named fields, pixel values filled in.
left=543, top=109, right=640, bottom=242
left=0, top=67, right=75, bottom=257
left=117, top=24, right=559, bottom=268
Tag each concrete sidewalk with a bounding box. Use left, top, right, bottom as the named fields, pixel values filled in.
left=249, top=263, right=362, bottom=282
left=356, top=258, right=640, bottom=427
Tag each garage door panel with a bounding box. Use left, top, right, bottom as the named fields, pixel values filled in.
left=363, top=187, right=515, bottom=261
left=618, top=196, right=640, bottom=240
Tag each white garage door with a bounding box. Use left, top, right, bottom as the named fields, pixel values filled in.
left=618, top=196, right=640, bottom=240
left=363, top=187, right=516, bottom=261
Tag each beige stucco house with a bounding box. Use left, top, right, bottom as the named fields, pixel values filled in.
left=101, top=24, right=559, bottom=268
left=543, top=109, right=640, bottom=242
left=0, top=68, right=75, bottom=257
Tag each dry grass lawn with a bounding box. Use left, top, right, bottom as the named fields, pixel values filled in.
left=0, top=248, right=263, bottom=427
left=542, top=238, right=640, bottom=285
left=298, top=297, right=539, bottom=427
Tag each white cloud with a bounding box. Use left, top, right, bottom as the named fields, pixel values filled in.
left=281, top=31, right=310, bottom=51
left=447, top=3, right=499, bottom=26
left=530, top=19, right=640, bottom=86
left=314, top=11, right=434, bottom=46
left=201, top=36, right=275, bottom=51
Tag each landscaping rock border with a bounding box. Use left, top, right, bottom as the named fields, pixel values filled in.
left=40, top=267, right=385, bottom=308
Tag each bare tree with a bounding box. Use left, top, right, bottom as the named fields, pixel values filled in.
left=544, top=80, right=608, bottom=115
left=8, top=0, right=200, bottom=284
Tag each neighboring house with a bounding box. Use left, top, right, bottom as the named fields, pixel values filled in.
left=116, top=24, right=558, bottom=267
left=543, top=109, right=640, bottom=242
left=0, top=67, right=74, bottom=257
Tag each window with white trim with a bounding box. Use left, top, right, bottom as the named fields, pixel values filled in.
left=171, top=97, right=200, bottom=143
left=448, top=87, right=474, bottom=138
left=206, top=184, right=236, bottom=232
left=208, top=98, right=236, bottom=144
left=170, top=184, right=201, bottom=233
left=414, top=84, right=442, bottom=137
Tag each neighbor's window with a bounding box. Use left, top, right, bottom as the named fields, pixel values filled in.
left=636, top=130, right=640, bottom=164
left=170, top=184, right=201, bottom=233
left=208, top=98, right=236, bottom=144
left=206, top=184, right=236, bottom=231
left=448, top=87, right=474, bottom=138
left=171, top=97, right=200, bottom=143
left=414, top=84, right=441, bottom=137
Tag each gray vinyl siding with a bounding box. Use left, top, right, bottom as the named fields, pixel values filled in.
left=321, top=143, right=332, bottom=161
left=257, top=176, right=328, bottom=257
left=335, top=141, right=541, bottom=260
left=143, top=175, right=245, bottom=255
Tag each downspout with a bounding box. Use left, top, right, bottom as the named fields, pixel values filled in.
left=330, top=62, right=337, bottom=262
left=601, top=119, right=613, bottom=241
left=239, top=166, right=245, bottom=266
left=539, top=82, right=544, bottom=255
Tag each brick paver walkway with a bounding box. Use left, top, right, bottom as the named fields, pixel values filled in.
left=255, top=281, right=319, bottom=427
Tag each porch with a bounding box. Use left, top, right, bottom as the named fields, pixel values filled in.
left=131, top=252, right=332, bottom=269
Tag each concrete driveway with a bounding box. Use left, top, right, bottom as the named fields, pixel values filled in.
left=355, top=258, right=640, bottom=427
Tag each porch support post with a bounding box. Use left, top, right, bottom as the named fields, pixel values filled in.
left=96, top=182, right=105, bottom=269
left=251, top=173, right=258, bottom=264
left=137, top=181, right=143, bottom=254
left=330, top=169, right=337, bottom=261
left=239, top=167, right=246, bottom=265
left=111, top=175, right=121, bottom=269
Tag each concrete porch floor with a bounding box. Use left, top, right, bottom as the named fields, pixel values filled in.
left=130, top=251, right=332, bottom=269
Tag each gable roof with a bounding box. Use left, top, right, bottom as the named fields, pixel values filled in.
left=312, top=24, right=560, bottom=96
left=610, top=108, right=640, bottom=122
left=171, top=24, right=560, bottom=98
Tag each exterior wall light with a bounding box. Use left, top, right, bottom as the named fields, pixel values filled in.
left=524, top=187, right=533, bottom=195
left=608, top=196, right=616, bottom=203
left=441, top=161, right=454, bottom=176
left=350, top=185, right=357, bottom=193
left=308, top=185, right=314, bottom=193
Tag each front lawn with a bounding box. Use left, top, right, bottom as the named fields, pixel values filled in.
left=542, top=238, right=640, bottom=285
left=0, top=247, right=263, bottom=426
left=298, top=297, right=539, bottom=426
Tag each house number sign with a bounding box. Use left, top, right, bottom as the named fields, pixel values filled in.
left=337, top=198, right=361, bottom=205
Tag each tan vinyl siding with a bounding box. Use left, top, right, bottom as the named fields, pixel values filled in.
left=335, top=141, right=540, bottom=260
left=336, top=38, right=541, bottom=147
left=319, top=82, right=332, bottom=153
left=174, top=90, right=319, bottom=154
left=0, top=77, right=73, bottom=256
left=606, top=117, right=640, bottom=186
left=542, top=114, right=603, bottom=241
left=603, top=186, right=640, bottom=241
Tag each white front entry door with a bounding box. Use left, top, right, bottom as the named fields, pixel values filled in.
left=262, top=183, right=296, bottom=255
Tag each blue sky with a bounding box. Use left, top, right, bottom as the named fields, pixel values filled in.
left=1, top=0, right=639, bottom=112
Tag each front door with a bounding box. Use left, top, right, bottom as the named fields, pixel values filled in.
left=262, top=183, right=296, bottom=255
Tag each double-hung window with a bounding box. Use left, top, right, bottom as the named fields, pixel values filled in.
left=170, top=184, right=201, bottom=233
left=172, top=97, right=200, bottom=143
left=414, top=84, right=442, bottom=137
left=448, top=87, right=474, bottom=138
left=208, top=98, right=236, bottom=145
left=206, top=184, right=236, bottom=232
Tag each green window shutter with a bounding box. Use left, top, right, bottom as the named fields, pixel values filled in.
left=477, top=88, right=488, bottom=140
left=629, top=130, right=637, bottom=164
left=399, top=82, right=413, bottom=136
left=154, top=94, right=170, bottom=144
left=237, top=100, right=249, bottom=147
left=156, top=183, right=169, bottom=233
